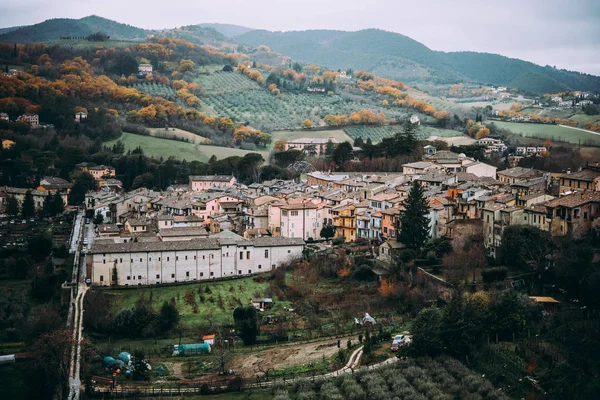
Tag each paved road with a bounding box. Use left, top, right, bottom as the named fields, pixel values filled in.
left=67, top=217, right=93, bottom=400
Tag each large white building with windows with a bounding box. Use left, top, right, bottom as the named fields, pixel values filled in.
left=89, top=236, right=304, bottom=287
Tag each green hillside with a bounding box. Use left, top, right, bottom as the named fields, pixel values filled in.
left=199, top=23, right=255, bottom=38
left=149, top=25, right=230, bottom=47
left=236, top=29, right=600, bottom=94
left=0, top=15, right=147, bottom=43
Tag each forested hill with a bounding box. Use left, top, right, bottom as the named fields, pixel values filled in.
left=0, top=15, right=147, bottom=43
left=236, top=28, right=600, bottom=94
left=198, top=23, right=255, bottom=38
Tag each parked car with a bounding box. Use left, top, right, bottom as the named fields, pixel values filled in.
left=391, top=341, right=400, bottom=352
left=393, top=334, right=405, bottom=343
left=85, top=218, right=90, bottom=224
left=85, top=278, right=91, bottom=285
left=83, top=238, right=88, bottom=246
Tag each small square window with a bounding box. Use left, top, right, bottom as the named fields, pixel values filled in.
left=138, top=275, right=141, bottom=280
left=127, top=276, right=130, bottom=280
left=156, top=274, right=160, bottom=279
left=171, top=274, right=175, bottom=278
left=248, top=269, right=251, bottom=274
left=238, top=270, right=242, bottom=275
left=149, top=257, right=152, bottom=261
left=210, top=272, right=214, bottom=276
left=200, top=272, right=204, bottom=277
left=186, top=271, right=190, bottom=277
left=258, top=265, right=262, bottom=269
left=288, top=250, right=291, bottom=253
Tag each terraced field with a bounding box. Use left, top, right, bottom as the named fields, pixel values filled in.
left=195, top=72, right=410, bottom=130
left=344, top=124, right=465, bottom=143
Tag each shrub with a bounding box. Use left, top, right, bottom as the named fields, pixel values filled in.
left=332, top=236, right=345, bottom=246
left=481, top=267, right=508, bottom=283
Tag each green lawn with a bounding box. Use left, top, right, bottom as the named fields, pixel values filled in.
left=106, top=276, right=288, bottom=329
left=420, top=125, right=466, bottom=138
left=488, top=120, right=600, bottom=145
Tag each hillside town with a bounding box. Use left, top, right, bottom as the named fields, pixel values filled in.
left=2, top=141, right=596, bottom=290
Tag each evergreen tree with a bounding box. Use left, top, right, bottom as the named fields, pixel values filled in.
left=13, top=43, right=18, bottom=57
left=21, top=190, right=35, bottom=218
left=93, top=212, right=104, bottom=225
left=325, top=140, right=335, bottom=156
left=6, top=195, right=19, bottom=216
left=51, top=192, right=64, bottom=216
left=384, top=119, right=418, bottom=157
left=332, top=141, right=353, bottom=167
left=398, top=181, right=430, bottom=249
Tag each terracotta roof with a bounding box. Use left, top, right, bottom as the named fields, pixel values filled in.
left=544, top=192, right=600, bottom=209
left=498, top=167, right=540, bottom=179
left=556, top=169, right=600, bottom=182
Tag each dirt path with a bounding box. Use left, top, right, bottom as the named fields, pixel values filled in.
left=231, top=334, right=360, bottom=377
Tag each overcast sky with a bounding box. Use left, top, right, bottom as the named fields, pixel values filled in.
left=1, top=0, right=599, bottom=75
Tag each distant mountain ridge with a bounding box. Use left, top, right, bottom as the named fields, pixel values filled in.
left=0, top=15, right=147, bottom=42
left=236, top=28, right=600, bottom=94
left=1, top=16, right=598, bottom=94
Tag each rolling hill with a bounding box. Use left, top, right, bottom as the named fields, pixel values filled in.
left=236, top=28, right=600, bottom=94
left=0, top=15, right=147, bottom=43
left=199, top=23, right=255, bottom=38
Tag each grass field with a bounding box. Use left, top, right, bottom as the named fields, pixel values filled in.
left=106, top=275, right=289, bottom=329
left=105, top=133, right=271, bottom=162
left=343, top=124, right=465, bottom=143
left=488, top=120, right=600, bottom=145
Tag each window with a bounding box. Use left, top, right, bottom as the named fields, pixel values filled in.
left=291, top=210, right=299, bottom=216
left=202, top=255, right=205, bottom=260
left=158, top=257, right=161, bottom=261
left=238, top=270, right=242, bottom=275
left=176, top=256, right=179, bottom=261
left=167, top=257, right=170, bottom=261
left=140, top=258, right=142, bottom=262
left=288, top=250, right=291, bottom=254
left=120, top=258, right=123, bottom=263
left=246, top=251, right=250, bottom=259
left=258, top=265, right=262, bottom=269
left=200, top=272, right=204, bottom=277
left=265, top=249, right=269, bottom=258
left=127, top=276, right=130, bottom=280
left=248, top=269, right=252, bottom=274
left=186, top=271, right=190, bottom=277
left=156, top=274, right=160, bottom=279
left=282, top=210, right=288, bottom=216
left=185, top=256, right=188, bottom=260
left=194, top=256, right=197, bottom=260
left=240, top=252, right=243, bottom=260
left=210, top=272, right=214, bottom=276
left=138, top=275, right=141, bottom=280
left=100, top=275, right=104, bottom=282
left=211, top=254, right=214, bottom=259
left=171, top=274, right=175, bottom=278
left=103, top=260, right=106, bottom=264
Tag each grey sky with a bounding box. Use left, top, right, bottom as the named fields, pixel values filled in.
left=1, top=0, right=599, bottom=75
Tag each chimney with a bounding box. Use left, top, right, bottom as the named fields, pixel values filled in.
left=567, top=168, right=571, bottom=175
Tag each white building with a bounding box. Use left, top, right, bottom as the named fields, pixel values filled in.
left=89, top=236, right=304, bottom=286
left=138, top=63, right=153, bottom=75
left=409, top=114, right=420, bottom=125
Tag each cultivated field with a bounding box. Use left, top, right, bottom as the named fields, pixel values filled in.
left=147, top=127, right=211, bottom=144
left=272, top=356, right=509, bottom=400
left=105, top=276, right=287, bottom=329
left=343, top=124, right=464, bottom=143
left=489, top=120, right=600, bottom=145
left=195, top=72, right=410, bottom=130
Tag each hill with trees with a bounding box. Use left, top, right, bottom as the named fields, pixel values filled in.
left=237, top=28, right=600, bottom=94
left=0, top=15, right=147, bottom=43
left=198, top=23, right=255, bottom=38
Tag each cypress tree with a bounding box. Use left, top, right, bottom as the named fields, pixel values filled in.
left=398, top=181, right=430, bottom=249
left=21, top=190, right=35, bottom=218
